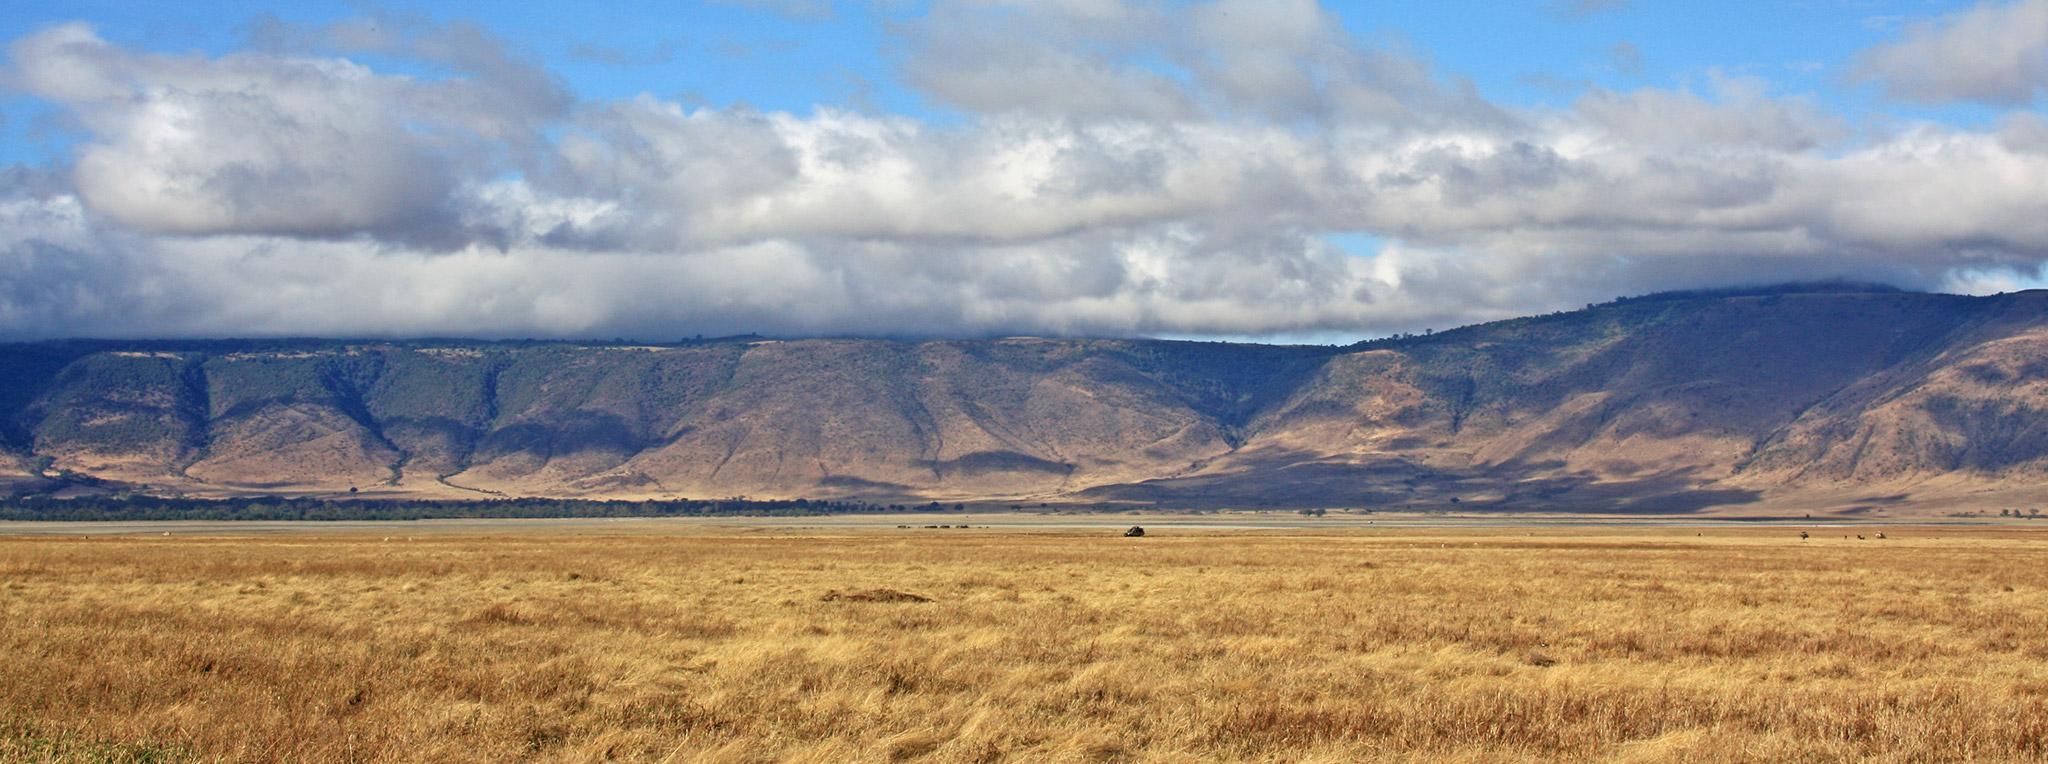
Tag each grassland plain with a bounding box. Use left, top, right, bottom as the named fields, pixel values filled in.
left=3, top=526, right=2048, bottom=762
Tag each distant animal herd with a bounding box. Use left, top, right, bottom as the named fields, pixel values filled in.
left=1799, top=530, right=1887, bottom=540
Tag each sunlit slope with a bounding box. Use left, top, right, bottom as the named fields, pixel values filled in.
left=1104, top=289, right=1985, bottom=509
left=6, top=286, right=2047, bottom=511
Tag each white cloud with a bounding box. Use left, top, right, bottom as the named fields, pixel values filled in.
left=1572, top=74, right=1842, bottom=151
left=899, top=0, right=1504, bottom=129
left=5, top=22, right=566, bottom=246
left=898, top=0, right=1196, bottom=121
left=1856, top=0, right=2048, bottom=105
left=3, top=5, right=2048, bottom=342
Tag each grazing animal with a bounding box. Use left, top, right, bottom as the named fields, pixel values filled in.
left=1799, top=531, right=1809, bottom=540
left=1124, top=526, right=1145, bottom=537
left=1876, top=532, right=1887, bottom=539
left=1857, top=534, right=1866, bottom=540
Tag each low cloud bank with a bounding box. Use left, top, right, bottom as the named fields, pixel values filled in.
left=4, top=1, right=2048, bottom=340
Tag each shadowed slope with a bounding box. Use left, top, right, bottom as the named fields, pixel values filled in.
left=8, top=286, right=2048, bottom=512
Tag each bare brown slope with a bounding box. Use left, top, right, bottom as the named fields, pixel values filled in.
left=1074, top=289, right=1996, bottom=510
left=1742, top=292, right=2048, bottom=485
left=611, top=339, right=1250, bottom=500
left=8, top=287, right=2048, bottom=512
left=5, top=338, right=1329, bottom=502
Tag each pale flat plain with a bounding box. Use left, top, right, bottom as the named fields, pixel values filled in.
left=3, top=522, right=2047, bottom=762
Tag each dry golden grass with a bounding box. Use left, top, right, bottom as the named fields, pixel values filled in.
left=5, top=525, right=2048, bottom=762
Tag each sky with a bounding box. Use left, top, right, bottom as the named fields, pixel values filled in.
left=2, top=0, right=2047, bottom=342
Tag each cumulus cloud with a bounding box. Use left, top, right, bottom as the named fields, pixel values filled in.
left=1856, top=0, right=2048, bottom=105
left=5, top=21, right=564, bottom=247
left=1572, top=75, right=1842, bottom=151
left=897, top=0, right=1196, bottom=121
left=899, top=0, right=1505, bottom=129
left=1, top=3, right=2048, bottom=342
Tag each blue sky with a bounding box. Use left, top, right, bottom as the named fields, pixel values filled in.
left=1, top=0, right=2046, bottom=340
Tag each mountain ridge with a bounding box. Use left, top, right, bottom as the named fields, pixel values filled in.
left=8, top=285, right=2048, bottom=515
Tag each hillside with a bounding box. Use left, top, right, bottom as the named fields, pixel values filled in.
left=7, top=285, right=2048, bottom=515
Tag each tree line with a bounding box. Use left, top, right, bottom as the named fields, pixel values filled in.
left=0, top=495, right=971, bottom=522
